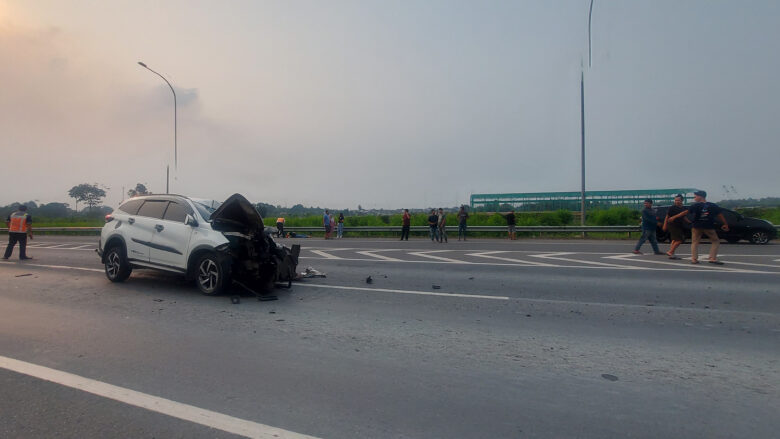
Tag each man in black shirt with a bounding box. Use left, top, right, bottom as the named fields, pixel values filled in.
left=504, top=210, right=517, bottom=240
left=662, top=194, right=686, bottom=259
left=427, top=209, right=439, bottom=242
left=670, top=190, right=729, bottom=264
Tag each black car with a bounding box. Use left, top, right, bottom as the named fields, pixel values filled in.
left=654, top=206, right=776, bottom=244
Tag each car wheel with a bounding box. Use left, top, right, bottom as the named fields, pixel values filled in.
left=195, top=253, right=227, bottom=295
left=748, top=231, right=770, bottom=245
left=104, top=245, right=132, bottom=282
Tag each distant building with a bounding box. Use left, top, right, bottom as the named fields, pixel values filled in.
left=470, top=189, right=698, bottom=212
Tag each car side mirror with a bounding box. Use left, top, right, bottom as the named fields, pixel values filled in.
left=185, top=214, right=198, bottom=227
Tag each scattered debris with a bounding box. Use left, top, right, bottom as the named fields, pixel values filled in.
left=526, top=314, right=532, bottom=317
left=298, top=267, right=326, bottom=279
left=275, top=319, right=285, bottom=322
left=14, top=273, right=32, bottom=277
left=231, top=296, right=241, bottom=304
left=259, top=295, right=278, bottom=301
left=153, top=299, right=164, bottom=302
left=468, top=277, right=474, bottom=280
left=383, top=275, right=388, bottom=278
left=432, top=285, right=441, bottom=289
left=601, top=374, right=619, bottom=382
left=366, top=276, right=373, bottom=284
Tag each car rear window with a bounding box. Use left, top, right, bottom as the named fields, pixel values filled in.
left=136, top=200, right=169, bottom=219
left=163, top=201, right=188, bottom=223
left=117, top=198, right=144, bottom=215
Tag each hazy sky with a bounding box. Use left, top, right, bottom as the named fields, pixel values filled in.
left=1, top=0, right=778, bottom=209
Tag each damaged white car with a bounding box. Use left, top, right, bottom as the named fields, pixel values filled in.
left=97, top=194, right=300, bottom=295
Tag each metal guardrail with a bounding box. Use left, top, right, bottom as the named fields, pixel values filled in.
left=1, top=225, right=778, bottom=234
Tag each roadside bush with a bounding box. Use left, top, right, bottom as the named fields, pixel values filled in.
left=586, top=207, right=638, bottom=226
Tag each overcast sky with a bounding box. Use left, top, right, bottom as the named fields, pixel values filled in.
left=1, top=0, right=778, bottom=210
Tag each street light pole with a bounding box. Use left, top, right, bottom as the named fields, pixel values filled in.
left=138, top=61, right=177, bottom=194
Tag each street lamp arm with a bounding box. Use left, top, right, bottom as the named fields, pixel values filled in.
left=137, top=61, right=178, bottom=172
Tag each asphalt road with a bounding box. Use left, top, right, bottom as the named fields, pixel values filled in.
left=1, top=236, right=778, bottom=438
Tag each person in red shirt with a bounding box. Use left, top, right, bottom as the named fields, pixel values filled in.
left=400, top=209, right=411, bottom=241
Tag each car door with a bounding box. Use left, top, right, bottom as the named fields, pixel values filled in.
left=148, top=200, right=194, bottom=270
left=127, top=199, right=169, bottom=263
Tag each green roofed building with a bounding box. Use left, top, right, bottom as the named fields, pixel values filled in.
left=470, top=189, right=699, bottom=212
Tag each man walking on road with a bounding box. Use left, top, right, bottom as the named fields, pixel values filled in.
left=437, top=208, right=448, bottom=243
left=633, top=199, right=664, bottom=255
left=427, top=209, right=439, bottom=242
left=457, top=205, right=469, bottom=241
left=4, top=205, right=33, bottom=260
left=671, top=190, right=729, bottom=265
left=663, top=194, right=686, bottom=259
left=400, top=209, right=411, bottom=241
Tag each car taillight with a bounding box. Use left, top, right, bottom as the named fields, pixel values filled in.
left=105, top=214, right=114, bottom=223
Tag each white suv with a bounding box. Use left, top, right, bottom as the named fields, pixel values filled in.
left=97, top=193, right=299, bottom=295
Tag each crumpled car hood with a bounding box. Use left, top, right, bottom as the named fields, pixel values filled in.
left=210, top=193, right=265, bottom=233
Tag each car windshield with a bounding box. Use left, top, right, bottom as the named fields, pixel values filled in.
left=190, top=199, right=222, bottom=221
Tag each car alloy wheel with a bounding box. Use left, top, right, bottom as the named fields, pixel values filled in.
left=106, top=252, right=121, bottom=278
left=750, top=231, right=769, bottom=245
left=197, top=256, right=222, bottom=294
left=104, top=246, right=131, bottom=282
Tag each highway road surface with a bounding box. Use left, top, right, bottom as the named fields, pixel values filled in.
left=1, top=236, right=778, bottom=438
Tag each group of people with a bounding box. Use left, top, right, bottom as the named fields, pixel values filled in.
left=322, top=210, right=345, bottom=239
left=633, top=190, right=729, bottom=264
left=419, top=206, right=471, bottom=243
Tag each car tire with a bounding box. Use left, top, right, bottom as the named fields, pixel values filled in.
left=104, top=245, right=132, bottom=282
left=195, top=253, right=228, bottom=295
left=748, top=231, right=770, bottom=245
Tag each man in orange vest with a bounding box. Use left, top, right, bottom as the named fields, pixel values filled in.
left=4, top=205, right=33, bottom=260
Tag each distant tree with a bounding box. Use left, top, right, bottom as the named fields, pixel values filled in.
left=68, top=183, right=106, bottom=211
left=127, top=183, right=150, bottom=198
left=36, top=202, right=72, bottom=218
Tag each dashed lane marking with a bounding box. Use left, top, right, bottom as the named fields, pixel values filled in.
left=602, top=254, right=763, bottom=273
left=308, top=250, right=342, bottom=259
left=408, top=250, right=469, bottom=263
left=0, top=355, right=320, bottom=439
left=465, top=251, right=556, bottom=267
left=355, top=250, right=404, bottom=262
left=530, top=252, right=636, bottom=269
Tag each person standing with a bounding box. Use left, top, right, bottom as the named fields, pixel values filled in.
left=662, top=194, right=686, bottom=259
left=329, top=213, right=336, bottom=239
left=504, top=210, right=517, bottom=240
left=673, top=190, right=729, bottom=264
left=337, top=212, right=345, bottom=239
left=275, top=217, right=285, bottom=238
left=4, top=205, right=33, bottom=260
left=632, top=199, right=664, bottom=255
left=437, top=208, right=448, bottom=243
left=400, top=209, right=411, bottom=241
left=323, top=210, right=331, bottom=239
left=457, top=206, right=469, bottom=241
left=427, top=209, right=439, bottom=242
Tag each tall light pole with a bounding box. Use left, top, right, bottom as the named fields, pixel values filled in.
left=580, top=0, right=594, bottom=227
left=138, top=61, right=177, bottom=194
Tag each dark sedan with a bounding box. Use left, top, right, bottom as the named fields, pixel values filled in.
left=654, top=206, right=776, bottom=244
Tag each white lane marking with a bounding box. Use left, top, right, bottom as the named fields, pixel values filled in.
left=72, top=244, right=95, bottom=249
left=0, top=355, right=320, bottom=439
left=43, top=243, right=71, bottom=248
left=466, top=251, right=556, bottom=267
left=603, top=254, right=761, bottom=273
left=27, top=264, right=103, bottom=273
left=295, top=283, right=508, bottom=300
left=530, top=252, right=635, bottom=269
left=25, top=246, right=95, bottom=251
left=355, top=250, right=403, bottom=262
left=308, top=250, right=342, bottom=259
left=297, top=256, right=779, bottom=274
left=407, top=250, right=468, bottom=263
